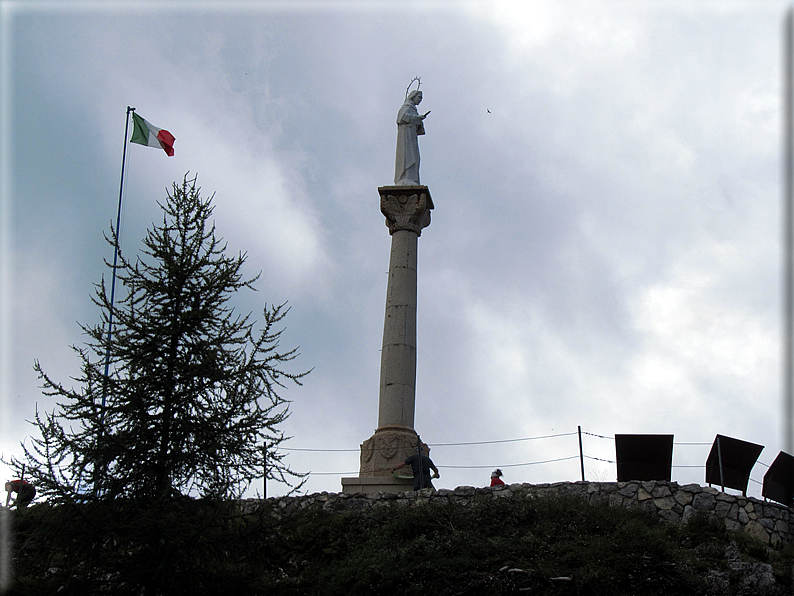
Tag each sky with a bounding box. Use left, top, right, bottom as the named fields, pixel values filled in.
left=0, top=0, right=789, bottom=500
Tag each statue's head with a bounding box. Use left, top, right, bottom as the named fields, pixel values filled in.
left=408, top=90, right=423, bottom=104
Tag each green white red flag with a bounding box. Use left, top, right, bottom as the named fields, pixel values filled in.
left=130, top=112, right=175, bottom=156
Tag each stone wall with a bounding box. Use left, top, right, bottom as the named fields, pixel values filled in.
left=243, top=480, right=792, bottom=545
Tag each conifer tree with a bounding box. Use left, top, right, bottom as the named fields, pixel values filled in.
left=10, top=175, right=308, bottom=502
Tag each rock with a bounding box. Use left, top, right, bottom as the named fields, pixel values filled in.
left=653, top=496, right=676, bottom=510
left=693, top=493, right=716, bottom=511
left=617, top=483, right=638, bottom=498
left=652, top=484, right=672, bottom=498
left=744, top=520, right=770, bottom=543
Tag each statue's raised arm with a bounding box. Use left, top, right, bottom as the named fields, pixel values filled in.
left=394, top=89, right=428, bottom=186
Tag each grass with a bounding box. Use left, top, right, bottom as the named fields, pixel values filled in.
left=6, top=492, right=794, bottom=595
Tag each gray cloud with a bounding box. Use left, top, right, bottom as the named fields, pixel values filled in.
left=1, top=1, right=785, bottom=497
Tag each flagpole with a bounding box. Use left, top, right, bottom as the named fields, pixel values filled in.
left=101, top=106, right=135, bottom=411
left=94, top=107, right=134, bottom=497
left=785, top=9, right=793, bottom=456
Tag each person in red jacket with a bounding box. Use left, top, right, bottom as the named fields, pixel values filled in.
left=490, top=469, right=505, bottom=487
left=5, top=479, right=35, bottom=508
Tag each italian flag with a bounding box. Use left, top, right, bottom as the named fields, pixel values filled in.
left=130, top=112, right=175, bottom=156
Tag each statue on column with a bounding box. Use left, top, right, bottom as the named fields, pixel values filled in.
left=394, top=82, right=430, bottom=186
left=341, top=80, right=435, bottom=494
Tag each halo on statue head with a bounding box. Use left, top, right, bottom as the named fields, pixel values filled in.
left=405, top=76, right=422, bottom=99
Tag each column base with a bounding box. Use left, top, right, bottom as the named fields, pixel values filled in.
left=359, top=427, right=428, bottom=476
left=341, top=427, right=430, bottom=494
left=340, top=475, right=414, bottom=494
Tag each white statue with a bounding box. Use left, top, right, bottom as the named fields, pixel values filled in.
left=394, top=90, right=430, bottom=186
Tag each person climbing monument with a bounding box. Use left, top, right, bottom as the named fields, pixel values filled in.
left=392, top=451, right=440, bottom=491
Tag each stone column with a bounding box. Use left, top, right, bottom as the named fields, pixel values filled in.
left=341, top=185, right=433, bottom=494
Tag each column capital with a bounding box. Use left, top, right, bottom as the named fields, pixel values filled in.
left=378, top=185, right=434, bottom=236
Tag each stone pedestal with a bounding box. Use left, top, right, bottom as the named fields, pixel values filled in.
left=341, top=186, right=433, bottom=494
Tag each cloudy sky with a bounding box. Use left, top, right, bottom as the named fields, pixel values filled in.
left=0, top=0, right=789, bottom=499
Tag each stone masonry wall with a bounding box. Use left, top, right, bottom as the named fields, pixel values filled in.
left=242, top=480, right=792, bottom=546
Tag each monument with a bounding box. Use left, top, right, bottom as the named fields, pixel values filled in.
left=341, top=83, right=435, bottom=493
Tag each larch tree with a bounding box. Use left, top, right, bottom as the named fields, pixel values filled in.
left=10, top=175, right=308, bottom=503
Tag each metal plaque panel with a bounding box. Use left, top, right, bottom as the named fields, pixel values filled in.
left=705, top=434, right=763, bottom=495
left=615, top=434, right=674, bottom=482
left=762, top=451, right=794, bottom=506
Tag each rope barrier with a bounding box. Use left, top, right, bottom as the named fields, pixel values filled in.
left=286, top=448, right=359, bottom=452
left=582, top=432, right=711, bottom=446
left=582, top=431, right=612, bottom=440
left=282, top=431, right=578, bottom=452
left=309, top=471, right=358, bottom=476
left=296, top=456, right=582, bottom=476
left=277, top=429, right=774, bottom=490
left=430, top=432, right=577, bottom=447
left=440, top=456, right=580, bottom=469
left=584, top=456, right=615, bottom=464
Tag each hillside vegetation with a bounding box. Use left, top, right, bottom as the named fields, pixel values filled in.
left=5, top=491, right=794, bottom=595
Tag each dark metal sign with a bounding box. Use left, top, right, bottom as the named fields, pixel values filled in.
left=762, top=451, right=794, bottom=506
left=615, top=434, right=674, bottom=482
left=705, top=434, right=763, bottom=496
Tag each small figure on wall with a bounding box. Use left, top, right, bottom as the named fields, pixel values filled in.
left=490, top=469, right=505, bottom=487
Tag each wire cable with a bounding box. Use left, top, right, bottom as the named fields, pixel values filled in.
left=582, top=431, right=613, bottom=440
left=440, top=456, right=580, bottom=469
left=279, top=430, right=775, bottom=494
left=283, top=431, right=578, bottom=452
left=430, top=432, right=577, bottom=447
left=309, top=471, right=358, bottom=476
left=286, top=447, right=359, bottom=452
left=584, top=455, right=615, bottom=464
